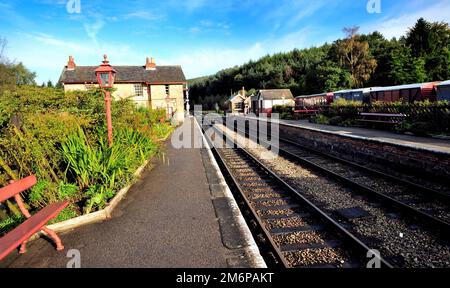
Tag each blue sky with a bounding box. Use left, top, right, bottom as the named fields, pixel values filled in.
left=1, top=0, right=449, bottom=84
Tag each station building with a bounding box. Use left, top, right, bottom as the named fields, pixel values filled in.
left=59, top=56, right=187, bottom=123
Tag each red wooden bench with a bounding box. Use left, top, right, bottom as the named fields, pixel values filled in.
left=0, top=175, right=68, bottom=261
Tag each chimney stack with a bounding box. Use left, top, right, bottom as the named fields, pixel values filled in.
left=145, top=57, right=156, bottom=70
left=67, top=56, right=76, bottom=70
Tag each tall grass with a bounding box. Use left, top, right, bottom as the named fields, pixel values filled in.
left=61, top=127, right=157, bottom=213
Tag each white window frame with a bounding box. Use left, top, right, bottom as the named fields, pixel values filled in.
left=134, top=84, right=144, bottom=97
left=85, top=84, right=95, bottom=90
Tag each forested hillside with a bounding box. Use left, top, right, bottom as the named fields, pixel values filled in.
left=189, top=18, right=450, bottom=109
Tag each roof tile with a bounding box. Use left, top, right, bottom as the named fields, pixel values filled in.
left=59, top=65, right=186, bottom=84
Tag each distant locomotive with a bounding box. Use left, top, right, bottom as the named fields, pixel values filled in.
left=294, top=81, right=448, bottom=115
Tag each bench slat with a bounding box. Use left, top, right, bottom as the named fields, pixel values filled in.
left=0, top=176, right=37, bottom=203
left=356, top=119, right=399, bottom=124
left=359, top=113, right=406, bottom=117
left=0, top=201, right=68, bottom=260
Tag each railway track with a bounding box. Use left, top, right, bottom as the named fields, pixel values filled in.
left=231, top=120, right=450, bottom=237
left=200, top=120, right=393, bottom=268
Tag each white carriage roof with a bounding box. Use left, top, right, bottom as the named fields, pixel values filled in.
left=295, top=93, right=330, bottom=99
left=437, top=80, right=450, bottom=87
left=370, top=82, right=435, bottom=92
left=334, top=87, right=377, bottom=94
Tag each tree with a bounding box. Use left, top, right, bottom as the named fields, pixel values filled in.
left=316, top=62, right=351, bottom=92
left=47, top=80, right=54, bottom=88
left=406, top=18, right=450, bottom=80
left=0, top=63, right=15, bottom=88
left=0, top=37, right=7, bottom=64
left=406, top=18, right=432, bottom=58
left=12, top=63, right=36, bottom=86
left=0, top=37, right=15, bottom=90
left=337, top=26, right=377, bottom=88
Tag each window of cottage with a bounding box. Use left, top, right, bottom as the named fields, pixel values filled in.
left=165, top=84, right=170, bottom=97
left=85, top=84, right=95, bottom=90
left=134, top=84, right=143, bottom=97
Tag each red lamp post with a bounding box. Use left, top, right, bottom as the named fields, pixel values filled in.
left=95, top=55, right=116, bottom=147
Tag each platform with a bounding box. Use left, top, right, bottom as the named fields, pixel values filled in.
left=0, top=118, right=264, bottom=268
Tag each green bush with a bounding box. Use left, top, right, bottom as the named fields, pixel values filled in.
left=328, top=116, right=343, bottom=126
left=273, top=105, right=294, bottom=120
left=49, top=205, right=79, bottom=224
left=0, top=215, right=24, bottom=236
left=152, top=123, right=174, bottom=139
left=410, top=121, right=435, bottom=136
left=311, top=114, right=330, bottom=125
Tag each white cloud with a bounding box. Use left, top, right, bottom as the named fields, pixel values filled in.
left=123, top=11, right=164, bottom=21
left=181, top=0, right=207, bottom=11
left=264, top=0, right=331, bottom=31
left=83, top=18, right=105, bottom=44
left=162, top=26, right=314, bottom=79
left=161, top=43, right=265, bottom=78
left=7, top=32, right=146, bottom=83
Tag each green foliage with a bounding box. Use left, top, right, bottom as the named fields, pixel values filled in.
left=58, top=182, right=79, bottom=200
left=28, top=180, right=57, bottom=208
left=336, top=26, right=378, bottom=88
left=0, top=215, right=24, bottom=236
left=311, top=114, right=330, bottom=125
left=49, top=204, right=79, bottom=224
left=84, top=185, right=115, bottom=214
left=152, top=123, right=174, bottom=139
left=272, top=105, right=294, bottom=120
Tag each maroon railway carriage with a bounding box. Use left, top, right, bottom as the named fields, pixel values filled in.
left=294, top=92, right=334, bottom=114
left=369, top=82, right=438, bottom=103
